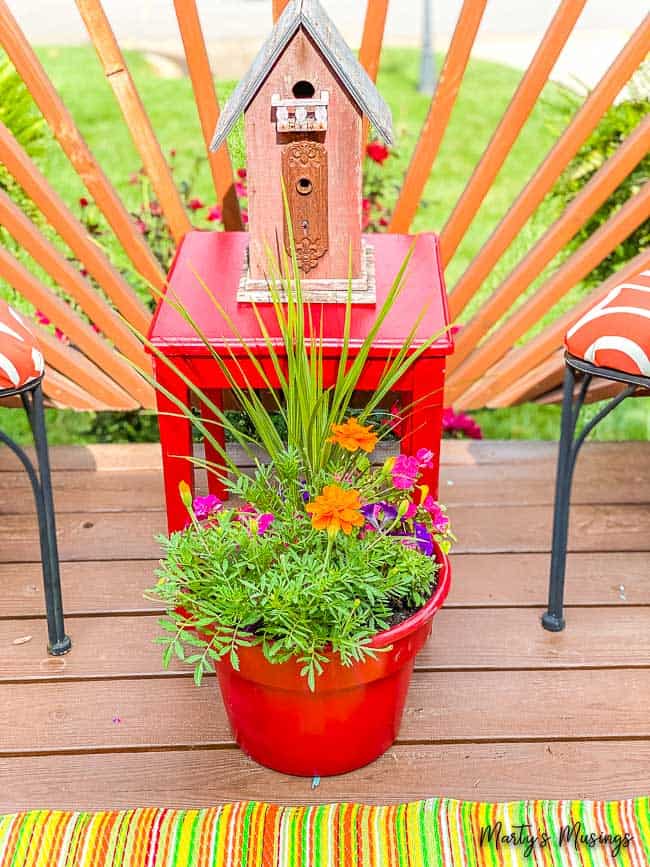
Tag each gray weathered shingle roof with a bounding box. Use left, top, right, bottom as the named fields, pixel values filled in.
left=210, top=0, right=393, bottom=151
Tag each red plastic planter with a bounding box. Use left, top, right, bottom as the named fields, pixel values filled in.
left=212, top=545, right=451, bottom=777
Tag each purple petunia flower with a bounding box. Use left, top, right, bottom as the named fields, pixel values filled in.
left=193, top=494, right=222, bottom=520
left=399, top=521, right=434, bottom=557
left=361, top=502, right=398, bottom=531
left=391, top=455, right=420, bottom=490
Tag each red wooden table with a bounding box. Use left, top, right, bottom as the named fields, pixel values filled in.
left=149, top=230, right=453, bottom=533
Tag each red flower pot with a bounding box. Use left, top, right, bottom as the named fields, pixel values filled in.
left=213, top=544, right=451, bottom=777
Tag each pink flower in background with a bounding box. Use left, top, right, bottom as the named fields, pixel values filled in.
left=188, top=198, right=204, bottom=211
left=237, top=168, right=247, bottom=179
left=149, top=201, right=163, bottom=217
left=35, top=311, right=69, bottom=344
left=391, top=455, right=420, bottom=490
left=366, top=141, right=390, bottom=165
left=206, top=206, right=223, bottom=222
left=442, top=408, right=483, bottom=440
left=241, top=210, right=249, bottom=225
left=235, top=182, right=247, bottom=198
left=134, top=218, right=148, bottom=234
left=389, top=401, right=405, bottom=438
left=257, top=513, right=275, bottom=535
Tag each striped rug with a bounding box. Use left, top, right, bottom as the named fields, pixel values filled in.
left=1, top=799, right=648, bottom=865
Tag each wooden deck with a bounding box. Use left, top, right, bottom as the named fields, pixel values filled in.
left=1, top=440, right=649, bottom=812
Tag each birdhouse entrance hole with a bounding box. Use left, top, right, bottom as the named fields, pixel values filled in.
left=292, top=80, right=316, bottom=99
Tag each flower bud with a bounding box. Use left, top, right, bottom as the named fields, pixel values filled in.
left=419, top=485, right=430, bottom=505
left=397, top=499, right=410, bottom=518
left=382, top=456, right=396, bottom=474
left=178, top=480, right=193, bottom=511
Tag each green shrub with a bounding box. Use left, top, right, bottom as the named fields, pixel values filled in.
left=0, top=53, right=48, bottom=238
left=550, top=63, right=649, bottom=287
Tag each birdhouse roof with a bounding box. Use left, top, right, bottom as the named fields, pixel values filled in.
left=210, top=0, right=393, bottom=151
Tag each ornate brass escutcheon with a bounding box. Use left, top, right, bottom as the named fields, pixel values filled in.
left=281, top=140, right=329, bottom=274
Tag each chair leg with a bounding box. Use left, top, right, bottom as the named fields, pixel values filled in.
left=542, top=365, right=586, bottom=632
left=22, top=383, right=71, bottom=655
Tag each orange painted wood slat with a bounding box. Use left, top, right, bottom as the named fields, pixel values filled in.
left=456, top=252, right=650, bottom=408
left=439, top=0, right=588, bottom=266
left=490, top=349, right=565, bottom=407
left=0, top=0, right=165, bottom=293
left=172, top=0, right=242, bottom=231
left=0, top=248, right=152, bottom=408
left=75, top=0, right=191, bottom=245
left=449, top=183, right=650, bottom=408
left=448, top=116, right=650, bottom=374
left=41, top=367, right=113, bottom=411
left=272, top=0, right=290, bottom=22
left=448, top=15, right=650, bottom=320
left=389, top=0, right=487, bottom=233
left=34, top=325, right=139, bottom=410
left=0, top=188, right=152, bottom=372
left=359, top=0, right=389, bottom=150
left=0, top=122, right=150, bottom=335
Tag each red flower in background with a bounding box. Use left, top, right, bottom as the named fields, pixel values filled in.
left=366, top=141, right=390, bottom=165
left=206, top=205, right=222, bottom=222
left=237, top=168, right=247, bottom=179
left=188, top=198, right=204, bottom=211
left=79, top=197, right=89, bottom=208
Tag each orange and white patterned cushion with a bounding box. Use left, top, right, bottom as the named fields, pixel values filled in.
left=0, top=300, right=45, bottom=392
left=565, top=270, right=650, bottom=378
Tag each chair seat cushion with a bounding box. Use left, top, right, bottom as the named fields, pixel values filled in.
left=565, top=270, right=650, bottom=378
left=0, top=300, right=45, bottom=392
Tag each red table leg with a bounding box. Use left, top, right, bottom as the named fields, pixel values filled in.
left=401, top=359, right=445, bottom=499
left=153, top=358, right=194, bottom=533
left=201, top=390, right=228, bottom=500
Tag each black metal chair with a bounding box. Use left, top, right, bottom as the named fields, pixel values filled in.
left=1, top=310, right=71, bottom=655
left=543, top=269, right=650, bottom=632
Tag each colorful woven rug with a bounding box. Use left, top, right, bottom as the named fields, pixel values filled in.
left=1, top=798, right=648, bottom=865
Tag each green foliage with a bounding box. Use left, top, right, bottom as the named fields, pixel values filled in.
left=0, top=53, right=48, bottom=237
left=151, top=458, right=440, bottom=690
left=550, top=64, right=649, bottom=288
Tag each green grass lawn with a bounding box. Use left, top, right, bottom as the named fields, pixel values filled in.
left=0, top=45, right=647, bottom=444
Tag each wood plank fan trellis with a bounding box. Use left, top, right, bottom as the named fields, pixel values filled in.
left=0, top=0, right=648, bottom=412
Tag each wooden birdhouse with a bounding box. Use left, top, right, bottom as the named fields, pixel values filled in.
left=210, top=0, right=393, bottom=302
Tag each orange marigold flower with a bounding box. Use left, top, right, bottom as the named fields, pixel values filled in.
left=328, top=418, right=378, bottom=453
left=306, top=485, right=365, bottom=536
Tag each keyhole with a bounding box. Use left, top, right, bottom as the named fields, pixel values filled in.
left=296, top=177, right=313, bottom=196
left=301, top=219, right=309, bottom=236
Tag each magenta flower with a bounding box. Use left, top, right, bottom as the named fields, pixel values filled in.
left=192, top=494, right=222, bottom=520
left=235, top=182, right=247, bottom=198
left=391, top=455, right=420, bottom=490
left=257, top=513, right=275, bottom=535
left=416, top=448, right=435, bottom=469
left=422, top=496, right=449, bottom=532
left=188, top=198, right=204, bottom=211
left=206, top=205, right=222, bottom=222
left=443, top=408, right=483, bottom=440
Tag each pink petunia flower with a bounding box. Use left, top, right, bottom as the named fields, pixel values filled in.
left=416, top=448, right=435, bottom=469
left=422, top=496, right=449, bottom=532
left=193, top=494, right=222, bottom=520
left=391, top=454, right=420, bottom=490
left=257, top=513, right=275, bottom=535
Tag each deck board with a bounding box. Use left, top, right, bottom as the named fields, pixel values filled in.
left=1, top=440, right=649, bottom=809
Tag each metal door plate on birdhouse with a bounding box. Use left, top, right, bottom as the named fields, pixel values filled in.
left=282, top=140, right=329, bottom=275
left=237, top=240, right=376, bottom=304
